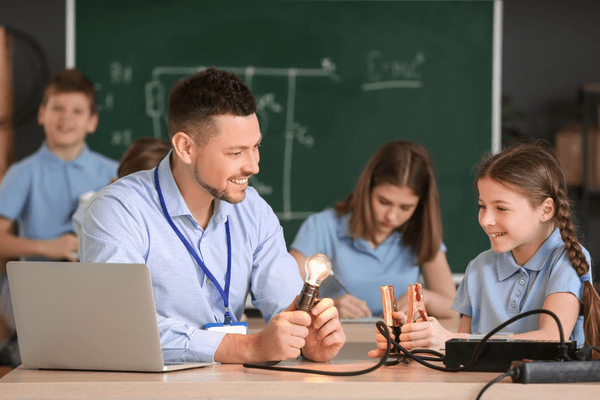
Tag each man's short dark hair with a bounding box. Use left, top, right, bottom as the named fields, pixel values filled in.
left=167, top=67, right=257, bottom=145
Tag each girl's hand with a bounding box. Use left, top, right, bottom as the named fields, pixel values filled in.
left=398, top=317, right=453, bottom=351
left=333, top=294, right=371, bottom=319
left=367, top=311, right=407, bottom=358
left=368, top=312, right=452, bottom=358
left=395, top=293, right=409, bottom=315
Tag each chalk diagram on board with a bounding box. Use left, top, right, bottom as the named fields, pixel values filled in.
left=144, top=59, right=340, bottom=221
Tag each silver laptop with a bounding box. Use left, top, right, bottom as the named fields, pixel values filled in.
left=7, top=261, right=215, bottom=372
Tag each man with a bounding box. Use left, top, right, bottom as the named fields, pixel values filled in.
left=81, top=67, right=345, bottom=363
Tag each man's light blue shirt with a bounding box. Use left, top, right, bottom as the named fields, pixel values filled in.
left=81, top=153, right=304, bottom=363
left=452, top=229, right=588, bottom=347
left=291, top=209, right=446, bottom=316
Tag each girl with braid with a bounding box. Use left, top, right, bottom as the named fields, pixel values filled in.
left=369, top=142, right=600, bottom=358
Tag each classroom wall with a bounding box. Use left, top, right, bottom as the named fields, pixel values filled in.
left=0, top=0, right=65, bottom=162
left=3, top=0, right=599, bottom=158
left=502, top=0, right=600, bottom=141
left=501, top=0, right=600, bottom=278
left=1, top=0, right=600, bottom=275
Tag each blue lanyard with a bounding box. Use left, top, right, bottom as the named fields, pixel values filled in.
left=154, top=162, right=232, bottom=324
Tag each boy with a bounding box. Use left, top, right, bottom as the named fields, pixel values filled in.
left=0, top=68, right=118, bottom=335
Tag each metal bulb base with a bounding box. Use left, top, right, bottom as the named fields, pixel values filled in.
left=296, top=282, right=319, bottom=313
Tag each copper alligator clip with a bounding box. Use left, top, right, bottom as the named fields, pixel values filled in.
left=406, top=283, right=429, bottom=324
left=381, top=285, right=400, bottom=334
left=380, top=285, right=403, bottom=364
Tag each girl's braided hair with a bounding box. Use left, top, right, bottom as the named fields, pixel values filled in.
left=476, top=141, right=600, bottom=352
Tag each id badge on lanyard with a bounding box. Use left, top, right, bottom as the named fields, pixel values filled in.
left=154, top=162, right=245, bottom=332
left=205, top=322, right=249, bottom=334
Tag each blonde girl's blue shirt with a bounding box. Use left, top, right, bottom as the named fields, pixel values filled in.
left=452, top=229, right=588, bottom=347
left=291, top=209, right=446, bottom=316
left=80, top=154, right=304, bottom=363
left=0, top=141, right=118, bottom=251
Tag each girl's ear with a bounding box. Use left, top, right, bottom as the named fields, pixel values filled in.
left=540, top=197, right=555, bottom=222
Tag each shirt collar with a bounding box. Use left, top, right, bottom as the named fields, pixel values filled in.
left=496, top=228, right=563, bottom=281
left=336, top=213, right=353, bottom=239
left=336, top=212, right=401, bottom=245
left=39, top=141, right=92, bottom=167
left=156, top=151, right=229, bottom=225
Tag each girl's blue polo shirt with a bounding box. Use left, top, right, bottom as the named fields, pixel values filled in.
left=452, top=228, right=588, bottom=347
left=0, top=141, right=118, bottom=255
left=291, top=209, right=446, bottom=316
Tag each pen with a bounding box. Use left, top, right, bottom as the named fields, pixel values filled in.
left=329, top=271, right=353, bottom=296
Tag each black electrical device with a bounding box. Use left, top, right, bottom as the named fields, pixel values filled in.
left=444, top=339, right=578, bottom=372
left=510, top=360, right=600, bottom=383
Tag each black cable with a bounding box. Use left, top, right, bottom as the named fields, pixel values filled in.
left=378, top=309, right=567, bottom=372
left=243, top=322, right=393, bottom=376
left=244, top=321, right=450, bottom=375
left=474, top=309, right=567, bottom=399
left=243, top=309, right=567, bottom=376
left=376, top=327, right=456, bottom=372
left=462, top=309, right=568, bottom=369
left=587, top=345, right=600, bottom=359
left=475, top=370, right=516, bottom=400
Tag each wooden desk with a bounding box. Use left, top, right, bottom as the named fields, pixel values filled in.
left=2, top=357, right=599, bottom=399
left=2, top=319, right=599, bottom=399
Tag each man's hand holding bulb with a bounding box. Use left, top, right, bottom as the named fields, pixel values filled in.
left=246, top=254, right=346, bottom=363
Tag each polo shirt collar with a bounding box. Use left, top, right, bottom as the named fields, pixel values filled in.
left=496, top=228, right=563, bottom=281
left=336, top=212, right=401, bottom=246
left=38, top=141, right=92, bottom=168
left=336, top=213, right=353, bottom=239
left=155, top=151, right=229, bottom=225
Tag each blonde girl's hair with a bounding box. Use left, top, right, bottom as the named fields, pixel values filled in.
left=476, top=141, right=600, bottom=353
left=335, top=140, right=443, bottom=265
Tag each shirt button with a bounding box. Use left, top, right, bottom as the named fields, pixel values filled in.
left=206, top=278, right=211, bottom=285
left=511, top=300, right=517, bottom=308
left=516, top=291, right=521, bottom=297
left=519, top=279, right=525, bottom=285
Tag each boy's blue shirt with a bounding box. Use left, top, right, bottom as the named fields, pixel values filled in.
left=0, top=141, right=117, bottom=258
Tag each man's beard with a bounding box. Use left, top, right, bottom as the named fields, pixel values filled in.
left=194, top=163, right=245, bottom=204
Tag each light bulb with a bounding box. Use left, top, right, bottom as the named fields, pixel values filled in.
left=296, top=253, right=332, bottom=312
left=304, top=253, right=332, bottom=286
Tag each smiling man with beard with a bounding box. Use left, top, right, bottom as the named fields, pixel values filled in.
left=81, top=67, right=345, bottom=365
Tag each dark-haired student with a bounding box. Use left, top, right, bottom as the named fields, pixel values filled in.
left=81, top=67, right=345, bottom=364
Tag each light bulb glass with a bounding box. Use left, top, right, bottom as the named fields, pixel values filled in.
left=304, top=253, right=332, bottom=286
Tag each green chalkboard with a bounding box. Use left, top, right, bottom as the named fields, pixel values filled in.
left=75, top=0, right=497, bottom=274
